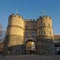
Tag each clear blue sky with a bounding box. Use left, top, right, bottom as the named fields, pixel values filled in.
left=0, top=0, right=60, bottom=35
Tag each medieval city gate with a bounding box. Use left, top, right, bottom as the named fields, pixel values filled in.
left=25, top=39, right=36, bottom=54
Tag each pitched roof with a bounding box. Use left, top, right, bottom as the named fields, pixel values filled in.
left=54, top=35, right=60, bottom=39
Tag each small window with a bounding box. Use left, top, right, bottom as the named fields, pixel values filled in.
left=48, top=24, right=50, bottom=27
left=25, top=32, right=29, bottom=38
left=39, top=31, right=42, bottom=35
left=26, top=32, right=28, bottom=35
left=41, top=20, right=42, bottom=23
left=26, top=26, right=28, bottom=29
left=40, top=23, right=42, bottom=27
left=32, top=32, right=35, bottom=35
left=33, top=25, right=35, bottom=29
left=32, top=32, right=35, bottom=37
left=43, top=23, right=45, bottom=26
left=49, top=31, right=51, bottom=34
left=44, top=31, right=46, bottom=35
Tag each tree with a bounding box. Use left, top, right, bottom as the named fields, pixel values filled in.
left=0, top=24, right=3, bottom=40
left=0, top=23, right=6, bottom=43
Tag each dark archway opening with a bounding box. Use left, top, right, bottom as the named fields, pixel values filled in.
left=25, top=40, right=35, bottom=54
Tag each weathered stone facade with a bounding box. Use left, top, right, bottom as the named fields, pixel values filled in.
left=36, top=38, right=54, bottom=55
left=4, top=14, right=54, bottom=55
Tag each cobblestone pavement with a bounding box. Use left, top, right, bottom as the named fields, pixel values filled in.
left=0, top=55, right=60, bottom=60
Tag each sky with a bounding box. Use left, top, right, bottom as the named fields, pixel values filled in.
left=0, top=0, right=60, bottom=35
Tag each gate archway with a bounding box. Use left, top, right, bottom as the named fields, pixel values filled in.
left=25, top=39, right=35, bottom=54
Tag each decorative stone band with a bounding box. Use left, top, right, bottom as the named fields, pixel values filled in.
left=7, top=25, right=24, bottom=30
left=37, top=26, right=53, bottom=29
left=37, top=35, right=54, bottom=40
left=7, top=25, right=37, bottom=30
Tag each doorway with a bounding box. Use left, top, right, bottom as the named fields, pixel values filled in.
left=25, top=40, right=35, bottom=54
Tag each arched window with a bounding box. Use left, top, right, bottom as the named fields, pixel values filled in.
left=25, top=32, right=29, bottom=38
left=49, top=31, right=51, bottom=34
left=48, top=24, right=50, bottom=27
left=44, top=31, right=46, bottom=35
left=43, top=23, right=45, bottom=26
left=26, top=26, right=28, bottom=29
left=32, top=32, right=35, bottom=37
left=40, top=29, right=43, bottom=35
left=33, top=25, right=35, bottom=29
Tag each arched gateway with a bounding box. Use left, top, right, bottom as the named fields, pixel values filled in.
left=25, top=39, right=36, bottom=54
left=4, top=14, right=55, bottom=55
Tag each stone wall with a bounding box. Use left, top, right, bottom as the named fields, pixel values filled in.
left=36, top=39, right=54, bottom=55
left=7, top=45, right=25, bottom=55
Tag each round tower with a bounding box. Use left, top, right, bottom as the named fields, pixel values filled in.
left=36, top=15, right=54, bottom=55
left=5, top=14, right=25, bottom=55
left=7, top=14, right=25, bottom=46
left=37, top=15, right=54, bottom=40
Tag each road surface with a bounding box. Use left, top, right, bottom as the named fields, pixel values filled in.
left=0, top=55, right=60, bottom=60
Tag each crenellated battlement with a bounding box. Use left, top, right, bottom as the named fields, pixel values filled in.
left=24, top=19, right=35, bottom=22
left=38, top=15, right=51, bottom=19
left=9, top=14, right=23, bottom=19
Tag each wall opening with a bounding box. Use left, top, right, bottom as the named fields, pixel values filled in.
left=25, top=40, right=35, bottom=54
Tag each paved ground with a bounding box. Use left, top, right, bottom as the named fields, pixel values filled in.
left=0, top=55, right=60, bottom=60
